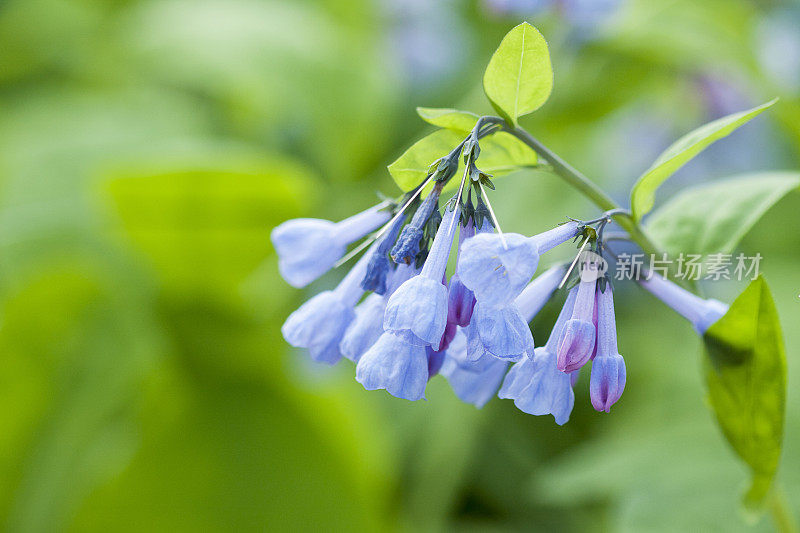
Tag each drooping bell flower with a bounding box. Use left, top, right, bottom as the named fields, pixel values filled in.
left=457, top=221, right=580, bottom=307
left=466, top=303, right=534, bottom=361
left=464, top=265, right=565, bottom=363
left=281, top=242, right=378, bottom=364
left=340, top=264, right=415, bottom=363
left=500, top=287, right=578, bottom=425
left=391, top=184, right=443, bottom=265
left=355, top=331, right=428, bottom=400
left=557, top=277, right=597, bottom=372
left=590, top=285, right=626, bottom=412
left=271, top=203, right=390, bottom=288
left=638, top=272, right=728, bottom=334
left=383, top=204, right=460, bottom=349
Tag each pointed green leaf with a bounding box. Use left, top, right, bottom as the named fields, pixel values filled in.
left=388, top=130, right=537, bottom=193
left=631, top=99, right=778, bottom=220
left=416, top=107, right=480, bottom=133
left=482, top=22, right=553, bottom=126
left=645, top=172, right=800, bottom=256
left=702, top=276, right=786, bottom=509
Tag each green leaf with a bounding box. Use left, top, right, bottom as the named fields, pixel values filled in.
left=630, top=99, right=778, bottom=221
left=702, top=276, right=786, bottom=509
left=645, top=172, right=800, bottom=256
left=416, top=107, right=480, bottom=133
left=388, top=130, right=537, bottom=193
left=482, top=22, right=553, bottom=126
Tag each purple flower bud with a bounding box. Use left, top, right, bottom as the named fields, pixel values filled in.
left=457, top=222, right=580, bottom=307
left=272, top=203, right=390, bottom=288
left=557, top=279, right=597, bottom=372
left=447, top=221, right=479, bottom=326
left=426, top=346, right=446, bottom=378
left=589, top=286, right=626, bottom=412
left=384, top=206, right=460, bottom=348
left=391, top=186, right=443, bottom=264
left=638, top=273, right=728, bottom=334
left=361, top=213, right=407, bottom=295
left=447, top=274, right=476, bottom=327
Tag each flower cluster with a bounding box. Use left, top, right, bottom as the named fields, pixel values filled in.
left=273, top=136, right=730, bottom=423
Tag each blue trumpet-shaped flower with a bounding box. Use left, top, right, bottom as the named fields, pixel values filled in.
left=272, top=203, right=390, bottom=288
left=500, top=287, right=578, bottom=424
left=638, top=273, right=728, bottom=334
left=589, top=285, right=626, bottom=412
left=557, top=278, right=596, bottom=372
left=457, top=222, right=580, bottom=307
left=384, top=205, right=460, bottom=349
left=463, top=265, right=564, bottom=363
left=281, top=242, right=377, bottom=364
left=356, top=331, right=429, bottom=400
left=466, top=302, right=534, bottom=361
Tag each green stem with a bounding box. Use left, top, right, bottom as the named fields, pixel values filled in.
left=503, top=124, right=662, bottom=259
left=769, top=487, right=798, bottom=533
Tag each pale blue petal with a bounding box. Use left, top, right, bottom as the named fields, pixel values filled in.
left=457, top=232, right=540, bottom=307
left=340, top=294, right=386, bottom=363
left=514, top=348, right=575, bottom=425
left=498, top=357, right=536, bottom=399
left=356, top=332, right=428, bottom=400
left=441, top=354, right=509, bottom=408
left=472, top=302, right=534, bottom=361
left=384, top=276, right=448, bottom=348
left=281, top=291, right=355, bottom=365
left=271, top=219, right=344, bottom=288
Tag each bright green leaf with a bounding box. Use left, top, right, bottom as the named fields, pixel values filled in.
left=387, top=130, right=537, bottom=193
left=482, top=22, right=553, bottom=126
left=702, top=276, right=786, bottom=509
left=631, top=99, right=778, bottom=220
left=645, top=172, right=800, bottom=256
left=416, top=107, right=480, bottom=133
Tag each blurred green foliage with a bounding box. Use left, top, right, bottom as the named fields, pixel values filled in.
left=0, top=0, right=798, bottom=531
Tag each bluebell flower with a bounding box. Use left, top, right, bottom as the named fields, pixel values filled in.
left=590, top=285, right=626, bottom=412
left=391, top=185, right=443, bottom=264
left=272, top=204, right=390, bottom=288
left=499, top=287, right=578, bottom=424
left=281, top=242, right=377, bottom=364
left=557, top=278, right=597, bottom=372
left=355, top=331, right=429, bottom=400
left=441, top=329, right=509, bottom=408
left=638, top=273, right=728, bottom=334
left=457, top=222, right=580, bottom=307
left=384, top=205, right=460, bottom=348
left=467, top=302, right=534, bottom=361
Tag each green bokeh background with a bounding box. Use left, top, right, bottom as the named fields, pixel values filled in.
left=0, top=0, right=798, bottom=531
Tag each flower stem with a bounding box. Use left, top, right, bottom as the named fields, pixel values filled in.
left=769, top=486, right=798, bottom=533
left=501, top=123, right=662, bottom=260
